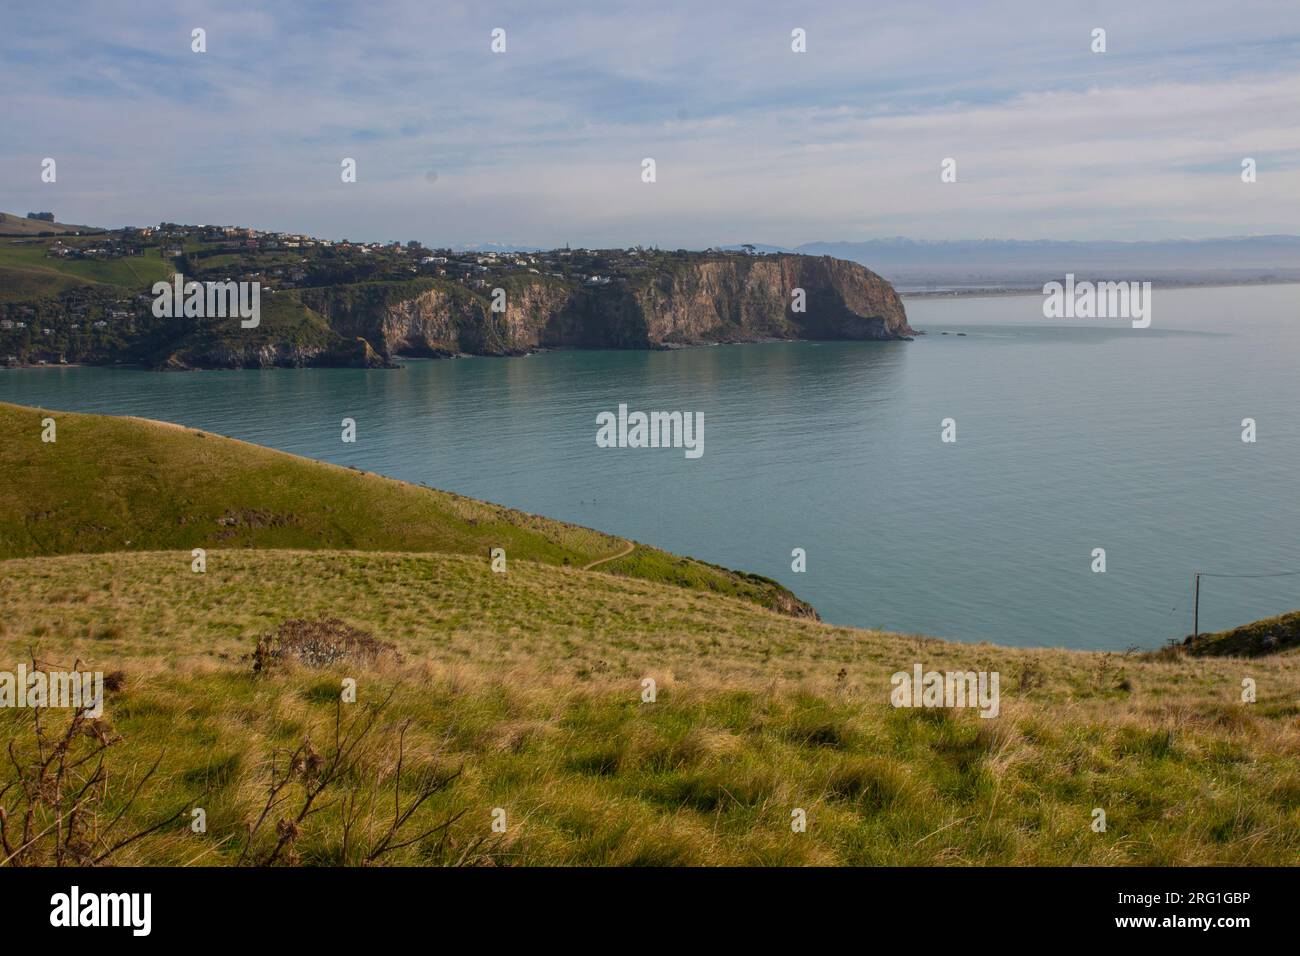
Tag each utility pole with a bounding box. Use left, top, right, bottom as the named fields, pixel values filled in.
left=1192, top=572, right=1201, bottom=640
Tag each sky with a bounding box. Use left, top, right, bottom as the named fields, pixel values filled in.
left=2, top=0, right=1299, bottom=248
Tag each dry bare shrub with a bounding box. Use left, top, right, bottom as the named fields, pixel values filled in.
left=0, top=658, right=186, bottom=867
left=253, top=618, right=401, bottom=673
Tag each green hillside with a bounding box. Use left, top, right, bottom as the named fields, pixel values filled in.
left=0, top=212, right=101, bottom=236
left=144, top=291, right=350, bottom=368
left=3, top=547, right=1298, bottom=866
left=0, top=235, right=173, bottom=303
left=0, top=401, right=812, bottom=616
left=0, top=263, right=89, bottom=301
left=1, top=402, right=1297, bottom=867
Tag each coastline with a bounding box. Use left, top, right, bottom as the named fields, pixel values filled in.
left=1, top=334, right=917, bottom=373
left=7, top=279, right=1294, bottom=374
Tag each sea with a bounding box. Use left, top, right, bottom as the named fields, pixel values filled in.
left=4, top=282, right=1298, bottom=650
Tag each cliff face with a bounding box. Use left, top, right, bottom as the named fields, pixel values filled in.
left=300, top=279, right=576, bottom=358
left=624, top=255, right=912, bottom=346
left=306, top=254, right=912, bottom=362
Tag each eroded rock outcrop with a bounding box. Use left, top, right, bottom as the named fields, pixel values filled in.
left=148, top=254, right=911, bottom=368
left=305, top=254, right=912, bottom=362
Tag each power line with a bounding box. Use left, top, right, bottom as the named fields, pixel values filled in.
left=1197, top=569, right=1300, bottom=579
left=1191, top=567, right=1300, bottom=640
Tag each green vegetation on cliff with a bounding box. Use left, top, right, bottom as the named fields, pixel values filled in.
left=1184, top=610, right=1300, bottom=657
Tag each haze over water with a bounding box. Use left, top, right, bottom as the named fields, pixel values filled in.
left=4, top=283, right=1297, bottom=650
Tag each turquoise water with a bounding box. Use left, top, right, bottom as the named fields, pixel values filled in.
left=4, top=283, right=1298, bottom=650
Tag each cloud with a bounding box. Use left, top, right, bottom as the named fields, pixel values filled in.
left=2, top=0, right=1297, bottom=245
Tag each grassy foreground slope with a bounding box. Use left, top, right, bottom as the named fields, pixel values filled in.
left=0, top=401, right=810, bottom=616
left=1, top=549, right=1298, bottom=866
left=1, top=404, right=1297, bottom=866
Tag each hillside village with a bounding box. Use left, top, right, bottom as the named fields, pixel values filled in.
left=0, top=218, right=774, bottom=367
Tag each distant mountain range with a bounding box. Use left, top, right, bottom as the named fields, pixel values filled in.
left=722, top=236, right=1300, bottom=292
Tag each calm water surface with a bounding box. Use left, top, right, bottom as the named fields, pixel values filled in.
left=4, top=284, right=1298, bottom=650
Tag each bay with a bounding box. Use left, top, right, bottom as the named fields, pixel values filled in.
left=4, top=283, right=1298, bottom=650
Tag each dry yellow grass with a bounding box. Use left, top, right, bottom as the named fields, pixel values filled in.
left=3, top=549, right=1298, bottom=866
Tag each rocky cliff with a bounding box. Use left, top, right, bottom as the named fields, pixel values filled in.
left=301, top=254, right=912, bottom=363
left=135, top=254, right=911, bottom=369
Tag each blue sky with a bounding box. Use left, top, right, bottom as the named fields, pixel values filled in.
left=2, top=0, right=1298, bottom=247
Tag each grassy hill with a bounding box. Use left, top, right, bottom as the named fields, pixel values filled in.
left=4, top=547, right=1298, bottom=866
left=0, top=212, right=101, bottom=236
left=1, top=402, right=1298, bottom=867
left=0, top=401, right=812, bottom=615
left=0, top=263, right=89, bottom=302
left=0, top=233, right=173, bottom=304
